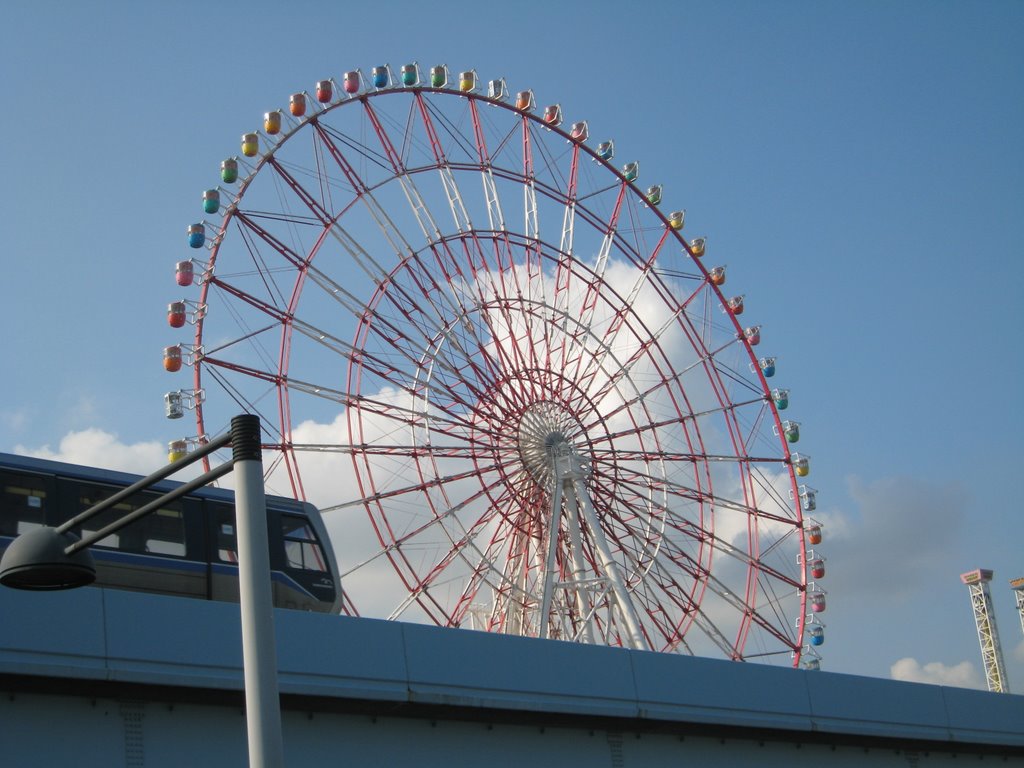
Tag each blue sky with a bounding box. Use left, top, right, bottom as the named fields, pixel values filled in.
left=1, top=0, right=1022, bottom=688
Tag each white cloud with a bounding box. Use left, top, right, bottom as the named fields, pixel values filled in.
left=193, top=239, right=805, bottom=654
left=890, top=657, right=985, bottom=689
left=16, top=428, right=166, bottom=476
left=248, top=255, right=808, bottom=652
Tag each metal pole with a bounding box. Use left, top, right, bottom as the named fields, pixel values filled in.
left=231, top=414, right=284, bottom=767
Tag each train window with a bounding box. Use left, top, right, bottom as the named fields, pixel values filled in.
left=211, top=503, right=238, bottom=563
left=281, top=515, right=327, bottom=573
left=144, top=508, right=187, bottom=556
left=218, top=522, right=238, bottom=562
left=73, top=483, right=186, bottom=557
left=1, top=472, right=49, bottom=537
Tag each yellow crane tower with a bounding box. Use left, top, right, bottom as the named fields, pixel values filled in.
left=1012, top=577, right=1024, bottom=639
left=960, top=569, right=1009, bottom=693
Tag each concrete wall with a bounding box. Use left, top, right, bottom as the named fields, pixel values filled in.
left=1, top=587, right=1022, bottom=767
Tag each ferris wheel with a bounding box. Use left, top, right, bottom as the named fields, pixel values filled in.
left=163, top=64, right=826, bottom=667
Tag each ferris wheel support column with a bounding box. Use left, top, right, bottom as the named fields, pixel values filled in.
left=538, top=469, right=566, bottom=640
left=555, top=444, right=649, bottom=651
left=566, top=494, right=598, bottom=644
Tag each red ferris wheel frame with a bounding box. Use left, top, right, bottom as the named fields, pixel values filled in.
left=172, top=69, right=820, bottom=666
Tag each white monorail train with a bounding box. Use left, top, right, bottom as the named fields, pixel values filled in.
left=0, top=453, right=341, bottom=613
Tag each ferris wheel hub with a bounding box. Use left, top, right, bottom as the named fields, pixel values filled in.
left=543, top=431, right=568, bottom=449
left=516, top=401, right=586, bottom=489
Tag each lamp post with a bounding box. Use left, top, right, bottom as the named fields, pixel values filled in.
left=0, top=414, right=283, bottom=768
left=231, top=415, right=284, bottom=767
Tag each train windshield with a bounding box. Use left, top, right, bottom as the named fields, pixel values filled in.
left=281, top=515, right=328, bottom=573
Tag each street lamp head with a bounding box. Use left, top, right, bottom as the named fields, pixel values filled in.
left=0, top=527, right=96, bottom=590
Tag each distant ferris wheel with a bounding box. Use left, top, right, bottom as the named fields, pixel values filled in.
left=163, top=64, right=826, bottom=666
